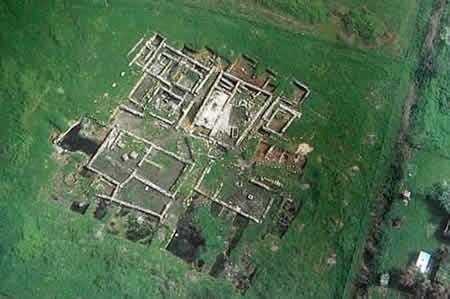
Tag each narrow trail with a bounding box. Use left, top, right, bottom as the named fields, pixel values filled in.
left=353, top=0, right=447, bottom=296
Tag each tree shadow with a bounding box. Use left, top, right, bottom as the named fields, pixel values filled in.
left=420, top=193, right=449, bottom=243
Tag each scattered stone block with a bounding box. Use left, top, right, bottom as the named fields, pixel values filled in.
left=129, top=151, right=139, bottom=159
left=351, top=165, right=360, bottom=172
left=327, top=253, right=337, bottom=266
left=300, top=183, right=311, bottom=191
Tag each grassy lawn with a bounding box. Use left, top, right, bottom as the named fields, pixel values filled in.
left=176, top=0, right=420, bottom=57
left=0, top=0, right=434, bottom=298
left=371, top=151, right=450, bottom=294
left=376, top=196, right=443, bottom=273
left=369, top=6, right=450, bottom=294
left=194, top=206, right=235, bottom=266
left=368, top=286, right=405, bottom=299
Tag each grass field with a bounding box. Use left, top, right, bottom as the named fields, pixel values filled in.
left=177, top=0, right=421, bottom=57
left=0, top=0, right=435, bottom=298
left=369, top=7, right=450, bottom=296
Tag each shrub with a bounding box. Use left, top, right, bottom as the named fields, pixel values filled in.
left=399, top=264, right=420, bottom=288
left=430, top=182, right=450, bottom=214
left=342, top=7, right=386, bottom=44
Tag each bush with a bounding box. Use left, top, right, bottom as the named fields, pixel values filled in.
left=399, top=264, right=420, bottom=288
left=342, top=7, right=386, bottom=44
left=430, top=182, right=450, bottom=214
left=126, top=215, right=154, bottom=243
left=416, top=48, right=439, bottom=84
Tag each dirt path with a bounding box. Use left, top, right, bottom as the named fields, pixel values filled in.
left=400, top=84, right=417, bottom=141
left=353, top=0, right=447, bottom=296
left=425, top=0, right=447, bottom=50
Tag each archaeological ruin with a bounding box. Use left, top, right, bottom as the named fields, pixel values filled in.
left=51, top=33, right=312, bottom=292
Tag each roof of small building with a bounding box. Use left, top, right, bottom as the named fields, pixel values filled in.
left=416, top=251, right=432, bottom=273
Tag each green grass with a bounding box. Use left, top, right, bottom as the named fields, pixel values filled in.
left=367, top=286, right=405, bottom=299
left=412, top=49, right=450, bottom=157
left=342, top=7, right=386, bottom=43
left=176, top=0, right=421, bottom=56
left=241, top=137, right=259, bottom=161
left=194, top=206, right=234, bottom=266
left=376, top=197, right=443, bottom=273
left=0, top=0, right=435, bottom=298
left=370, top=150, right=450, bottom=293
left=121, top=134, right=147, bottom=156
left=369, top=6, right=450, bottom=294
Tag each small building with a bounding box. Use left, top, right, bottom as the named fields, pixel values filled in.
left=416, top=251, right=432, bottom=274
left=129, top=151, right=139, bottom=160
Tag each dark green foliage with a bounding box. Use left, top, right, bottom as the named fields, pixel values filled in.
left=342, top=7, right=386, bottom=43
left=416, top=48, right=439, bottom=84
left=429, top=182, right=450, bottom=214
left=126, top=215, right=154, bottom=243
left=439, top=92, right=450, bottom=114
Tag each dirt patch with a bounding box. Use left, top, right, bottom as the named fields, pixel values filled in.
left=228, top=55, right=273, bottom=89
left=333, top=9, right=397, bottom=50
left=296, top=143, right=314, bottom=156
left=209, top=252, right=227, bottom=277
left=273, top=198, right=302, bottom=237
left=338, top=30, right=397, bottom=50
left=223, top=254, right=257, bottom=293
left=167, top=218, right=205, bottom=263
left=254, top=140, right=307, bottom=171
left=267, top=109, right=292, bottom=133
left=182, top=46, right=226, bottom=69
left=291, top=80, right=311, bottom=105
left=58, top=123, right=101, bottom=156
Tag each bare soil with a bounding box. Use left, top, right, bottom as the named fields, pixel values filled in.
left=228, top=56, right=270, bottom=88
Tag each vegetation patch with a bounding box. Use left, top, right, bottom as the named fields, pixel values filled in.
left=0, top=0, right=435, bottom=298
left=342, top=7, right=387, bottom=44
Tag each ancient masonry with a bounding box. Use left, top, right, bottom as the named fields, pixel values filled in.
left=55, top=33, right=312, bottom=284
left=103, top=33, right=310, bottom=224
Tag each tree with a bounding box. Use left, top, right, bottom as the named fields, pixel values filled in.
left=126, top=215, right=154, bottom=243
left=429, top=282, right=448, bottom=299
left=399, top=264, right=419, bottom=289
left=415, top=278, right=432, bottom=299
left=430, top=182, right=450, bottom=214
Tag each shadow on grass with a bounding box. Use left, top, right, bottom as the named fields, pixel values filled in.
left=421, top=193, right=448, bottom=241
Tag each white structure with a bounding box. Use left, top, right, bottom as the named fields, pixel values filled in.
left=416, top=251, right=432, bottom=274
